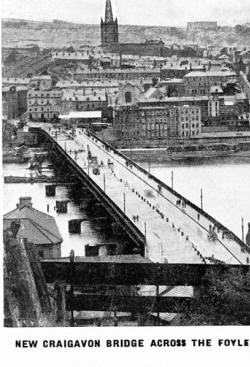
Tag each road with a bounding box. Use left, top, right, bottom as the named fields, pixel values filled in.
left=46, top=126, right=249, bottom=265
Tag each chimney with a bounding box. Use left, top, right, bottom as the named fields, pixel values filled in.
left=17, top=197, right=33, bottom=209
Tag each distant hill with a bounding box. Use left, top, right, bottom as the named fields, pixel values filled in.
left=1, top=18, right=186, bottom=48
left=2, top=18, right=250, bottom=49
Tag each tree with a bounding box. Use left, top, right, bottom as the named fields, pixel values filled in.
left=180, top=268, right=250, bottom=325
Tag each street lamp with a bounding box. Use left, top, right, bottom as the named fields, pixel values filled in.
left=123, top=192, right=126, bottom=213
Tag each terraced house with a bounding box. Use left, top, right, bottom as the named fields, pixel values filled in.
left=27, top=76, right=62, bottom=121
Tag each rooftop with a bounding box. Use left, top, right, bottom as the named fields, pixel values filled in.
left=184, top=70, right=236, bottom=78
left=59, top=111, right=102, bottom=119
left=4, top=197, right=63, bottom=245
left=75, top=68, right=161, bottom=74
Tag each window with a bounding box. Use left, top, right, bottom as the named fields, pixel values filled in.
left=38, top=250, right=44, bottom=258
left=125, top=91, right=132, bottom=104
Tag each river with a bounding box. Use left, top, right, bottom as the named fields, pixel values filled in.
left=145, top=157, right=250, bottom=240
left=3, top=156, right=250, bottom=256
left=3, top=162, right=115, bottom=257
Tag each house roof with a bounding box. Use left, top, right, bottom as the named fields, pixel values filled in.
left=210, top=86, right=223, bottom=94
left=185, top=70, right=236, bottom=78
left=59, top=111, right=102, bottom=119
left=4, top=198, right=62, bottom=245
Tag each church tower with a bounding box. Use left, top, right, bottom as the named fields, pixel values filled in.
left=101, top=0, right=119, bottom=45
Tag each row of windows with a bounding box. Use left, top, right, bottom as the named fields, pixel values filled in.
left=181, top=130, right=200, bottom=137
left=118, top=118, right=169, bottom=124
left=181, top=116, right=200, bottom=121
left=29, top=107, right=53, bottom=112
left=186, top=76, right=228, bottom=82
left=186, top=81, right=221, bottom=86
left=188, top=89, right=208, bottom=95
left=119, top=130, right=169, bottom=137
left=29, top=100, right=51, bottom=105
left=28, top=94, right=61, bottom=98
left=180, top=109, right=200, bottom=114
left=181, top=123, right=200, bottom=128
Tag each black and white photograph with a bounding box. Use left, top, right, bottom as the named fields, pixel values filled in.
left=1, top=0, right=250, bottom=337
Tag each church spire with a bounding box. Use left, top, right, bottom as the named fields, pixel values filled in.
left=105, top=0, right=114, bottom=22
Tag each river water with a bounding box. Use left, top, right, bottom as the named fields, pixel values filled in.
left=3, top=162, right=114, bottom=257
left=3, top=156, right=250, bottom=256
left=144, top=157, right=250, bottom=240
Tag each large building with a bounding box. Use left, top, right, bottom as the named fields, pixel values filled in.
left=59, top=89, right=107, bottom=115
left=113, top=104, right=201, bottom=141
left=101, top=0, right=119, bottom=45
left=184, top=70, right=237, bottom=96
left=27, top=75, right=61, bottom=121
left=111, top=83, right=201, bottom=140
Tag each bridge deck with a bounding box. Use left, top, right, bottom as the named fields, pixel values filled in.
left=38, top=125, right=249, bottom=265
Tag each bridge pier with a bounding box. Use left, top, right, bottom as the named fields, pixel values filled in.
left=45, top=185, right=56, bottom=197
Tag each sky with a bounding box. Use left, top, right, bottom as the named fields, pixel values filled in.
left=1, top=0, right=250, bottom=26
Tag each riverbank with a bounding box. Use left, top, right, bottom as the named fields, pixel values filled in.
left=120, top=148, right=250, bottom=162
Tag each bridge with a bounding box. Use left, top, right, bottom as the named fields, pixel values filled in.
left=29, top=124, right=250, bottom=265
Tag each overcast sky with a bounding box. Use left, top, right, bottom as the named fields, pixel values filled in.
left=1, top=0, right=250, bottom=26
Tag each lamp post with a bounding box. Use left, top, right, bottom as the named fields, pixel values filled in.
left=242, top=217, right=245, bottom=243
left=123, top=192, right=126, bottom=213
left=144, top=221, right=147, bottom=258
left=103, top=173, right=106, bottom=193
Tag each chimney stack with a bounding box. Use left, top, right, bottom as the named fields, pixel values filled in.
left=17, top=197, right=33, bottom=209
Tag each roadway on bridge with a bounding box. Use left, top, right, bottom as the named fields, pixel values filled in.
left=47, top=126, right=248, bottom=265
